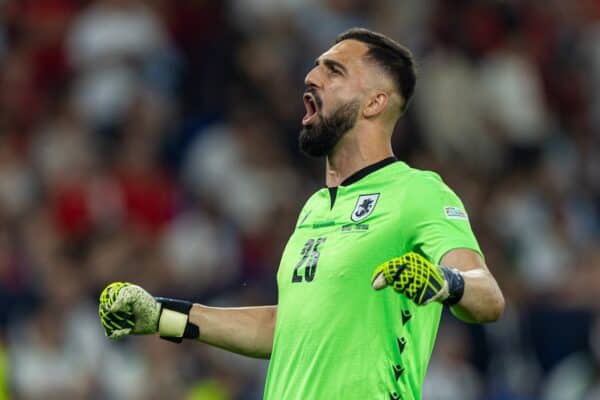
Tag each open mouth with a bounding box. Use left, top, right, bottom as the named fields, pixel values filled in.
left=302, top=92, right=319, bottom=126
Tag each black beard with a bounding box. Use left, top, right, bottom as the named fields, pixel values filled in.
left=299, top=100, right=360, bottom=157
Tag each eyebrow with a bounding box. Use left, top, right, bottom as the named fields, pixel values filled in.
left=315, top=58, right=348, bottom=74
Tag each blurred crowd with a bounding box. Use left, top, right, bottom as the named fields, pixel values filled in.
left=0, top=0, right=598, bottom=399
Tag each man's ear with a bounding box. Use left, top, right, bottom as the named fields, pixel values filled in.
left=363, top=92, right=388, bottom=118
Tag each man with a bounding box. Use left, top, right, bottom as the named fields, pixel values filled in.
left=99, top=28, right=505, bottom=399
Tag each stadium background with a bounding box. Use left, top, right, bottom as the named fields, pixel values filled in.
left=0, top=0, right=598, bottom=399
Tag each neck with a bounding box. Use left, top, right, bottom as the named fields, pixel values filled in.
left=325, top=123, right=394, bottom=187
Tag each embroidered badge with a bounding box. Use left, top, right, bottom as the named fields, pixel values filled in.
left=351, top=194, right=380, bottom=222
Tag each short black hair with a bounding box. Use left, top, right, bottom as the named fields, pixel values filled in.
left=336, top=27, right=416, bottom=113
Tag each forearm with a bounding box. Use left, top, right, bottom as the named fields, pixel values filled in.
left=439, top=249, right=504, bottom=324
left=189, top=304, right=277, bottom=359
left=450, top=268, right=504, bottom=323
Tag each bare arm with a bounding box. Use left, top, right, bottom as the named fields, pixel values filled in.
left=440, top=249, right=505, bottom=323
left=189, top=305, right=277, bottom=359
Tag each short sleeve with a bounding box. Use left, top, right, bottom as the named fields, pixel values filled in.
left=403, top=171, right=483, bottom=264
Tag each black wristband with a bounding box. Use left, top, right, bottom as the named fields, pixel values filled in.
left=439, top=267, right=465, bottom=306
left=155, top=297, right=200, bottom=343
left=155, top=297, right=194, bottom=314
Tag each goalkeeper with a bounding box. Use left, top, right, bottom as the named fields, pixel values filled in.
left=99, top=28, right=504, bottom=400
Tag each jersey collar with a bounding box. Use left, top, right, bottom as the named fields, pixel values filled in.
left=340, top=156, right=398, bottom=187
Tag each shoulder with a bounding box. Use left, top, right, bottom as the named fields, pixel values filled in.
left=387, top=162, right=454, bottom=198
left=302, top=188, right=328, bottom=207
left=407, top=169, right=454, bottom=197
left=296, top=188, right=327, bottom=216
left=395, top=166, right=468, bottom=219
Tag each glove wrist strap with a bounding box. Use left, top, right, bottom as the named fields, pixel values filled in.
left=439, top=267, right=465, bottom=306
left=155, top=297, right=200, bottom=343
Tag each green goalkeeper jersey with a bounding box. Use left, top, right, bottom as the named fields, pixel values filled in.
left=263, top=158, right=482, bottom=400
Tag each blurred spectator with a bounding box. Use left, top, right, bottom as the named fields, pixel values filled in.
left=414, top=47, right=502, bottom=172
left=542, top=314, right=600, bottom=400
left=67, top=0, right=176, bottom=128
left=478, top=41, right=549, bottom=154
left=183, top=109, right=300, bottom=236
left=0, top=136, right=35, bottom=219
left=423, top=320, right=483, bottom=400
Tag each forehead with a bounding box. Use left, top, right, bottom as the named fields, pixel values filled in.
left=318, top=39, right=370, bottom=69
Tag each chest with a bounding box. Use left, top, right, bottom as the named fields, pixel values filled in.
left=277, top=187, right=410, bottom=291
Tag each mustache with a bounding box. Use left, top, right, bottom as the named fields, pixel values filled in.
left=305, top=86, right=323, bottom=109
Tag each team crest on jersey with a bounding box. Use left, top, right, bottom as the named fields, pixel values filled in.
left=351, top=193, right=380, bottom=222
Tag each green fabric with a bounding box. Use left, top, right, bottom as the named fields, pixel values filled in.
left=263, top=161, right=481, bottom=400
left=0, top=345, right=7, bottom=400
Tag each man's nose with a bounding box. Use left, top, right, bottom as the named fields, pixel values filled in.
left=304, top=66, right=321, bottom=89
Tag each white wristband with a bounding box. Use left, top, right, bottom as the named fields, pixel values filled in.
left=158, top=308, right=188, bottom=338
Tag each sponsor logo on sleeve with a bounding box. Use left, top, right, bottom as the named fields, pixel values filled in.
left=444, top=206, right=468, bottom=220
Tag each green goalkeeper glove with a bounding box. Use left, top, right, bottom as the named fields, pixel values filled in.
left=371, top=252, right=465, bottom=306
left=98, top=282, right=199, bottom=343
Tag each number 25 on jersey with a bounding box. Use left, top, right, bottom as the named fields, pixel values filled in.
left=292, top=237, right=326, bottom=283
